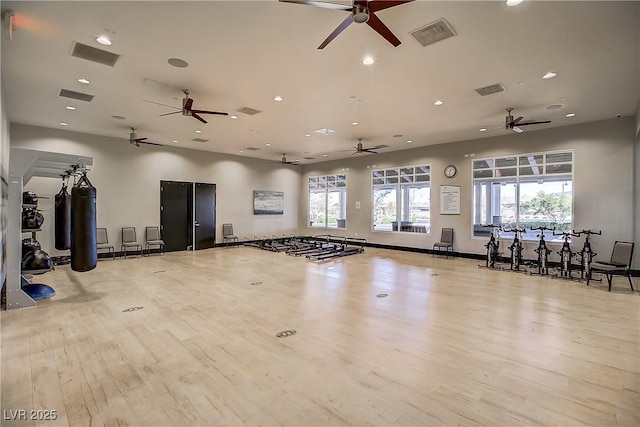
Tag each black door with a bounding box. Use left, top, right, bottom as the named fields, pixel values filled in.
left=194, top=183, right=216, bottom=250
left=160, top=181, right=193, bottom=252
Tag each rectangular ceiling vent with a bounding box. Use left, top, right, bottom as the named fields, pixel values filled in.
left=303, top=157, right=315, bottom=160
left=410, top=18, right=456, bottom=47
left=244, top=147, right=260, bottom=151
left=475, top=83, right=506, bottom=96
left=71, top=42, right=120, bottom=67
left=191, top=138, right=209, bottom=143
left=58, top=88, right=94, bottom=102
left=236, top=106, right=262, bottom=116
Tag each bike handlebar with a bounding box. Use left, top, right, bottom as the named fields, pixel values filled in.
left=572, top=229, right=602, bottom=236
left=531, top=226, right=555, bottom=231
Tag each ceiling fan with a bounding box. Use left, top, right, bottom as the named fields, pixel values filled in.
left=144, top=89, right=228, bottom=124
left=127, top=128, right=162, bottom=147
left=349, top=138, right=384, bottom=154
left=280, top=0, right=414, bottom=49
left=505, top=107, right=551, bottom=133
left=272, top=154, right=301, bottom=165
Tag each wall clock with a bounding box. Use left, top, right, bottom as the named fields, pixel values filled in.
left=444, top=164, right=457, bottom=178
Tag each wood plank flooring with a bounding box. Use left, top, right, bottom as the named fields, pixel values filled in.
left=2, top=247, right=639, bottom=426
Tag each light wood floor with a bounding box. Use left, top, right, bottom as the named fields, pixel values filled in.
left=2, top=247, right=639, bottom=426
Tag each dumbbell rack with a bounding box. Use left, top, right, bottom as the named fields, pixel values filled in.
left=5, top=148, right=92, bottom=310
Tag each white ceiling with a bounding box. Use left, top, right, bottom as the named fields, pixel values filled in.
left=1, top=1, right=638, bottom=163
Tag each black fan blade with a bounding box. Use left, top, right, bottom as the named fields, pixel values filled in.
left=143, top=99, right=181, bottom=110
left=159, top=111, right=182, bottom=117
left=184, top=98, right=194, bottom=111
left=191, top=109, right=229, bottom=116
left=279, top=0, right=352, bottom=10
left=318, top=14, right=353, bottom=49
left=139, top=141, right=163, bottom=147
left=517, top=120, right=552, bottom=126
left=369, top=0, right=414, bottom=13
left=510, top=116, right=524, bottom=126
left=366, top=12, right=401, bottom=47
left=191, top=112, right=208, bottom=124
left=362, top=148, right=379, bottom=154
left=135, top=137, right=148, bottom=142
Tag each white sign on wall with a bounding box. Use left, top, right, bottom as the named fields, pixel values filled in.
left=440, top=185, right=461, bottom=215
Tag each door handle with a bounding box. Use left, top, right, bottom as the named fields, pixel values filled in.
left=195, top=222, right=200, bottom=227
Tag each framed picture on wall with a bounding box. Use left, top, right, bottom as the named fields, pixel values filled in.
left=253, top=190, right=284, bottom=215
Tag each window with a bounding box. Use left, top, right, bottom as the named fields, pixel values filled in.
left=473, top=151, right=573, bottom=240
left=308, top=174, right=346, bottom=228
left=372, top=165, right=430, bottom=233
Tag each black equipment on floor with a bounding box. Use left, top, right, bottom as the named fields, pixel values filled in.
left=479, top=224, right=503, bottom=269
left=504, top=227, right=526, bottom=271
left=21, top=249, right=53, bottom=274
left=71, top=172, right=97, bottom=272
left=553, top=230, right=578, bottom=279
left=22, top=207, right=44, bottom=230
left=22, top=237, right=41, bottom=260
left=54, top=176, right=72, bottom=250
left=574, top=229, right=601, bottom=281
left=530, top=226, right=554, bottom=276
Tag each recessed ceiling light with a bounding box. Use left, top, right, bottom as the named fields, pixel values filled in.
left=273, top=96, right=283, bottom=102
left=96, top=36, right=112, bottom=46
left=323, top=154, right=328, bottom=157
left=59, top=122, right=68, bottom=126
left=77, top=78, right=90, bottom=84
left=195, top=129, right=202, bottom=133
left=479, top=128, right=487, bottom=132
left=406, top=140, right=413, bottom=144
left=351, top=122, right=359, bottom=126
left=229, top=115, right=238, bottom=119
left=172, top=140, right=178, bottom=143
left=239, top=150, right=244, bottom=153
left=506, top=0, right=524, bottom=6
left=542, top=71, right=557, bottom=79
left=65, top=106, right=76, bottom=110
left=362, top=56, right=374, bottom=65
left=434, top=100, right=444, bottom=106
left=112, top=115, right=126, bottom=120
left=167, top=58, right=189, bottom=68
left=566, top=113, right=576, bottom=117
left=265, top=143, right=271, bottom=147
left=304, top=134, right=311, bottom=137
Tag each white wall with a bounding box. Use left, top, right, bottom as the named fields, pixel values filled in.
left=301, top=117, right=637, bottom=263
left=10, top=124, right=300, bottom=257
left=1, top=79, right=10, bottom=289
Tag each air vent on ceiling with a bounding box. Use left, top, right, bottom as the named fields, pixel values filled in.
left=244, top=147, right=260, bottom=151
left=191, top=138, right=209, bottom=143
left=236, top=106, right=262, bottom=116
left=475, top=83, right=506, bottom=96
left=410, top=18, right=456, bottom=47
left=303, top=157, right=315, bottom=160
left=58, top=89, right=94, bottom=102
left=71, top=42, right=120, bottom=67
left=314, top=128, right=335, bottom=135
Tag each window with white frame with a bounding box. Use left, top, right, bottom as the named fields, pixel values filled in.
left=372, top=165, right=431, bottom=233
left=472, top=151, right=573, bottom=240
left=308, top=174, right=347, bottom=228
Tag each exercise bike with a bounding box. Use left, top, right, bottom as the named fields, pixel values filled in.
left=530, top=226, right=554, bottom=276
left=553, top=230, right=579, bottom=279
left=478, top=224, right=503, bottom=269
left=573, top=229, right=601, bottom=281
left=503, top=227, right=526, bottom=272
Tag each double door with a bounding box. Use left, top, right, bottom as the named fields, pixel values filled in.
left=160, top=181, right=216, bottom=251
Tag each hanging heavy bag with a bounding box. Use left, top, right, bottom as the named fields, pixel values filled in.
left=71, top=173, right=97, bottom=272
left=22, top=207, right=44, bottom=230
left=55, top=184, right=72, bottom=250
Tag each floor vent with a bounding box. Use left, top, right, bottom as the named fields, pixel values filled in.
left=59, top=89, right=94, bottom=102
left=276, top=330, right=297, bottom=338
left=410, top=18, right=456, bottom=47
left=474, top=83, right=506, bottom=96
left=71, top=42, right=120, bottom=67
left=123, top=306, right=144, bottom=312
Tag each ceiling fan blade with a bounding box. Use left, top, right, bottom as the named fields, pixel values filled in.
left=366, top=12, right=401, bottom=47
left=143, top=99, right=181, bottom=110
left=362, top=148, right=379, bottom=154
left=159, top=111, right=182, bottom=117
left=191, top=109, right=229, bottom=116
left=184, top=98, right=194, bottom=111
left=191, top=112, right=208, bottom=124
left=512, top=126, right=524, bottom=133
left=517, top=120, right=552, bottom=126
left=135, top=137, right=148, bottom=142
left=139, top=141, right=163, bottom=147
left=318, top=14, right=353, bottom=49
left=369, top=0, right=414, bottom=13
left=279, top=0, right=352, bottom=11
left=511, top=116, right=524, bottom=126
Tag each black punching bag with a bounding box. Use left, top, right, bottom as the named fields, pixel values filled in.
left=55, top=183, right=72, bottom=250
left=71, top=173, right=97, bottom=272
